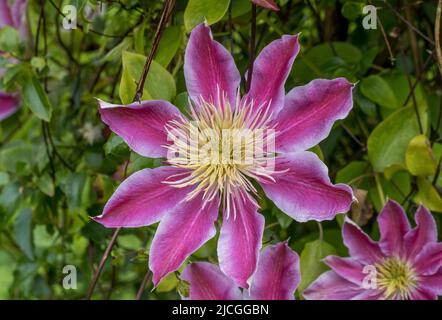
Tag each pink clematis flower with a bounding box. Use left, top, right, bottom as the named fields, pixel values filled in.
left=181, top=242, right=300, bottom=300
left=0, top=0, right=28, bottom=121
left=304, top=200, right=442, bottom=300
left=251, top=0, right=279, bottom=11
left=95, top=23, right=354, bottom=287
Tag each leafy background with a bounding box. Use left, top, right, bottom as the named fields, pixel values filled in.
left=0, top=0, right=441, bottom=299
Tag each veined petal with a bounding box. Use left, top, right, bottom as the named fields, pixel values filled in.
left=342, top=219, right=384, bottom=264
left=218, top=192, right=264, bottom=289
left=409, top=287, right=437, bottom=300
left=303, top=271, right=365, bottom=300
left=149, top=195, right=220, bottom=286
left=0, top=92, right=20, bottom=121
left=180, top=262, right=242, bottom=300
left=243, top=34, right=300, bottom=116
left=184, top=23, right=240, bottom=109
left=404, top=206, right=437, bottom=260
left=324, top=256, right=366, bottom=286
left=261, top=151, right=353, bottom=222
left=247, top=242, right=300, bottom=300
left=10, top=0, right=27, bottom=38
left=275, top=78, right=354, bottom=153
left=251, top=0, right=279, bottom=11
left=419, top=268, right=442, bottom=295
left=98, top=99, right=183, bottom=158
left=377, top=200, right=411, bottom=257
left=94, top=167, right=190, bottom=228
left=0, top=1, right=13, bottom=28
left=414, top=243, right=442, bottom=275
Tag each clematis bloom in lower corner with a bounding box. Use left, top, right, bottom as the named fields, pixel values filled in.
left=94, top=23, right=354, bottom=288
left=304, top=200, right=442, bottom=300
left=181, top=242, right=300, bottom=300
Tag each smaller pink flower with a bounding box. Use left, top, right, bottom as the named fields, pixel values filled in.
left=304, top=200, right=442, bottom=300
left=0, top=0, right=28, bottom=121
left=181, top=242, right=300, bottom=300
left=251, top=0, right=279, bottom=11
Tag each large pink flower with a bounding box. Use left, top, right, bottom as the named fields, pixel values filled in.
left=0, top=0, right=28, bottom=121
left=304, top=200, right=442, bottom=300
left=181, top=242, right=300, bottom=300
left=95, top=23, right=354, bottom=287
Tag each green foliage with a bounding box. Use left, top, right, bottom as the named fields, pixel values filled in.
left=368, top=106, right=427, bottom=172
left=298, top=240, right=336, bottom=295
left=184, top=0, right=231, bottom=31
left=0, top=0, right=440, bottom=300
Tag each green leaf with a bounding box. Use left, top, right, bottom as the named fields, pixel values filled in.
left=117, top=234, right=142, bottom=250
left=119, top=51, right=176, bottom=104
left=0, top=26, right=19, bottom=53
left=22, top=72, right=52, bottom=121
left=414, top=177, right=442, bottom=212
left=156, top=272, right=179, bottom=293
left=37, top=174, right=55, bottom=197
left=0, top=251, right=16, bottom=299
left=368, top=106, right=427, bottom=172
left=360, top=75, right=397, bottom=109
left=298, top=240, right=336, bottom=294
left=119, top=66, right=137, bottom=104
left=336, top=161, right=368, bottom=184
left=14, top=208, right=34, bottom=260
left=184, top=0, right=231, bottom=32
left=293, top=42, right=362, bottom=83
left=104, top=133, right=128, bottom=156
left=405, top=135, right=436, bottom=176
left=341, top=2, right=364, bottom=20
left=155, top=26, right=183, bottom=67
left=0, top=172, right=9, bottom=186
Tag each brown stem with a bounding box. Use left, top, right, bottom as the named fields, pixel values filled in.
left=382, top=0, right=435, bottom=46
left=245, top=4, right=257, bottom=93
left=85, top=228, right=121, bottom=299
left=136, top=269, right=152, bottom=300
left=436, top=0, right=442, bottom=77
left=134, top=0, right=175, bottom=102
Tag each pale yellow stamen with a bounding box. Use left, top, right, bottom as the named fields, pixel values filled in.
left=376, top=257, right=418, bottom=300
left=163, top=91, right=278, bottom=219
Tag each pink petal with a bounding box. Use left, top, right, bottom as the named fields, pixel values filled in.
left=98, top=99, right=183, bottom=158
left=251, top=0, right=279, bottom=11
left=218, top=192, right=264, bottom=288
left=342, top=219, right=384, bottom=264
left=247, top=242, right=300, bottom=300
left=303, top=271, right=366, bottom=300
left=180, top=262, right=242, bottom=300
left=414, top=243, right=442, bottom=275
left=0, top=1, right=13, bottom=28
left=94, top=167, right=190, bottom=228
left=409, top=287, right=437, bottom=300
left=323, top=256, right=366, bottom=286
left=275, top=78, right=354, bottom=153
left=10, top=0, right=27, bottom=39
left=377, top=200, right=411, bottom=257
left=261, top=151, right=353, bottom=222
left=149, top=195, right=220, bottom=286
left=404, top=206, right=437, bottom=260
left=243, top=34, right=300, bottom=116
left=0, top=92, right=20, bottom=121
left=419, top=268, right=442, bottom=296
left=184, top=23, right=240, bottom=109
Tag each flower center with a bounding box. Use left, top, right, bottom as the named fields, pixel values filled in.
left=375, top=257, right=418, bottom=300
left=164, top=93, right=277, bottom=217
